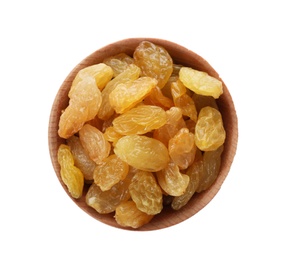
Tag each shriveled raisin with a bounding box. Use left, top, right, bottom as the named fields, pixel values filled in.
left=67, top=135, right=96, bottom=182
left=98, top=64, right=141, bottom=120
left=134, top=41, right=173, bottom=88
left=156, top=161, right=189, bottom=196
left=179, top=67, right=223, bottom=98
left=171, top=159, right=202, bottom=210
left=168, top=128, right=196, bottom=170
left=112, top=105, right=167, bottom=135
left=109, top=76, right=157, bottom=114
left=71, top=63, right=113, bottom=91
left=103, top=53, right=134, bottom=77
left=196, top=146, right=224, bottom=192
left=115, top=201, right=154, bottom=229
left=129, top=171, right=163, bottom=215
left=114, top=135, right=169, bottom=172
left=57, top=144, right=84, bottom=199
left=93, top=154, right=129, bottom=191
left=79, top=124, right=111, bottom=164
left=86, top=180, right=131, bottom=214
left=195, top=106, right=226, bottom=151
left=58, top=77, right=102, bottom=139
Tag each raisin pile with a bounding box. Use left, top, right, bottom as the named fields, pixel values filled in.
left=57, top=41, right=226, bottom=228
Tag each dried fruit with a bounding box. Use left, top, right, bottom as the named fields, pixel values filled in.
left=134, top=41, right=173, bottom=88
left=98, top=64, right=141, bottom=120
left=112, top=105, right=167, bottom=135
left=93, top=154, right=129, bottom=191
left=114, top=135, right=169, bottom=172
left=168, top=128, right=196, bottom=170
left=153, top=106, right=186, bottom=147
left=103, top=53, right=134, bottom=77
left=109, top=76, right=157, bottom=114
left=57, top=144, right=84, bottom=199
left=171, top=159, right=202, bottom=210
left=86, top=180, right=131, bottom=214
left=58, top=77, right=102, bottom=139
left=196, top=146, right=224, bottom=192
left=115, top=201, right=154, bottom=229
left=129, top=171, right=163, bottom=215
left=195, top=106, right=226, bottom=151
left=67, top=135, right=96, bottom=182
left=179, top=67, right=223, bottom=98
left=56, top=40, right=227, bottom=228
left=156, top=161, right=189, bottom=196
left=79, top=124, right=111, bottom=164
left=71, top=63, right=113, bottom=91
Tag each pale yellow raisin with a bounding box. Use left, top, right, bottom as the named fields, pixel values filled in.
left=156, top=161, right=189, bottom=196
left=93, top=154, right=129, bottom=191
left=129, top=171, right=163, bottom=215
left=57, top=144, right=84, bottom=199
left=179, top=67, right=223, bottom=98
left=115, top=201, right=154, bottom=228
left=195, top=106, right=226, bottom=151
left=112, top=105, right=167, bottom=135
left=114, top=135, right=169, bottom=172
left=79, top=124, right=111, bottom=164
left=86, top=180, right=131, bottom=214
left=71, top=63, right=113, bottom=91
left=109, top=76, right=157, bottom=114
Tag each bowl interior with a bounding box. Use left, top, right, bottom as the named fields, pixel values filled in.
left=48, top=38, right=238, bottom=231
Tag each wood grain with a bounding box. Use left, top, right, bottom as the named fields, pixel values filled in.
left=48, top=38, right=238, bottom=231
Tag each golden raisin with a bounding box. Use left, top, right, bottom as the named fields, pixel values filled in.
left=195, top=106, right=226, bottom=151
left=79, top=124, right=111, bottom=164
left=109, top=76, right=157, bottom=114
left=115, top=201, right=154, bottom=229
left=114, top=135, right=170, bottom=172
left=134, top=41, right=173, bottom=88
left=57, top=144, right=84, bottom=199
left=156, top=161, right=189, bottom=196
left=179, top=67, right=223, bottom=98
left=93, top=154, right=129, bottom=191
left=67, top=135, right=96, bottom=182
left=129, top=171, right=163, bottom=215
left=112, top=105, right=167, bottom=135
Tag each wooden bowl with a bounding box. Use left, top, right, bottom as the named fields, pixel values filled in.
left=48, top=38, right=238, bottom=231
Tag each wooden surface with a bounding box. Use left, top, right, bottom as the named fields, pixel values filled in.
left=48, top=38, right=238, bottom=231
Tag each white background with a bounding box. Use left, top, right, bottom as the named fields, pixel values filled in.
left=1, top=0, right=286, bottom=259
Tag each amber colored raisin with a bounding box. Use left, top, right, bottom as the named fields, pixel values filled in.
left=58, top=77, right=102, bottom=139
left=86, top=180, right=131, bottom=214
left=114, top=135, right=169, bottom=172
left=67, top=135, right=96, bottom=182
left=179, top=67, right=223, bottom=98
left=109, top=76, right=157, bottom=114
left=98, top=64, right=141, bottom=120
left=79, top=124, right=111, bottom=164
left=129, top=171, right=163, bottom=215
left=103, top=53, right=134, bottom=77
left=143, top=86, right=174, bottom=110
left=156, top=161, right=189, bottom=196
left=57, top=144, right=84, bottom=199
left=93, top=154, right=129, bottom=191
left=115, top=201, right=154, bottom=229
left=71, top=63, right=113, bottom=91
left=168, top=128, right=196, bottom=170
left=153, top=107, right=186, bottom=147
left=195, top=106, right=226, bottom=151
left=196, top=146, right=224, bottom=192
left=112, top=105, right=167, bottom=135
left=171, top=159, right=202, bottom=210
left=134, top=41, right=173, bottom=88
